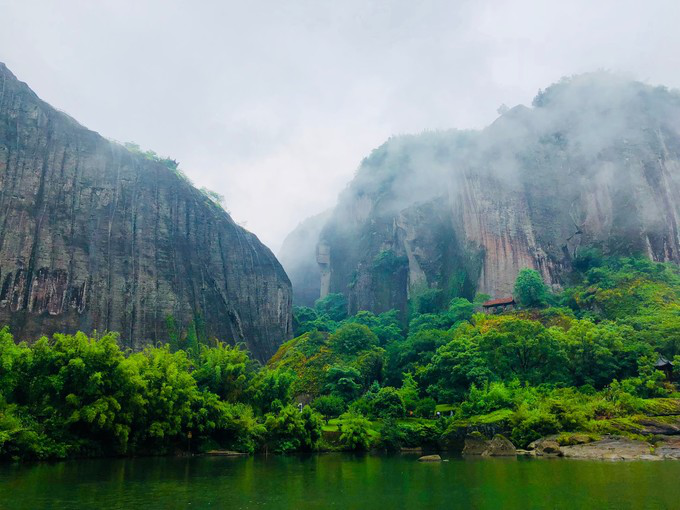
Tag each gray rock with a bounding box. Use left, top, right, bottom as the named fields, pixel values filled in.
left=655, top=436, right=680, bottom=459
left=418, top=454, right=442, bottom=462
left=481, top=435, right=517, bottom=457
left=462, top=432, right=489, bottom=455
left=561, top=436, right=655, bottom=461
left=464, top=433, right=517, bottom=456
left=528, top=438, right=563, bottom=457
left=635, top=417, right=680, bottom=436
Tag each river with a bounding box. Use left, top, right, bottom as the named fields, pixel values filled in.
left=1, top=454, right=678, bottom=509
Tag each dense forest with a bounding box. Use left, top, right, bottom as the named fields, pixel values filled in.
left=1, top=253, right=679, bottom=460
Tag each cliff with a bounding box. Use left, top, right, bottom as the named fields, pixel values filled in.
left=0, top=63, right=292, bottom=361
left=278, top=210, right=330, bottom=306
left=289, top=73, right=680, bottom=315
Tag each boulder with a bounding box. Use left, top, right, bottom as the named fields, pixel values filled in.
left=527, top=437, right=563, bottom=457
left=463, top=433, right=516, bottom=456
left=462, top=432, right=489, bottom=455
left=481, top=434, right=517, bottom=456
left=418, top=455, right=442, bottom=462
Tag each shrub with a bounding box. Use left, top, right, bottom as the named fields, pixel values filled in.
left=263, top=405, right=323, bottom=453
left=339, top=412, right=372, bottom=451
left=510, top=406, right=560, bottom=448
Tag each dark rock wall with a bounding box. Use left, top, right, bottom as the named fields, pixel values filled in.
left=0, top=63, right=292, bottom=361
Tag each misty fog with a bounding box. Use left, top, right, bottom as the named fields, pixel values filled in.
left=3, top=0, right=680, bottom=252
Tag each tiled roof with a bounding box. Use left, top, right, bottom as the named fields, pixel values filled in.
left=482, top=296, right=516, bottom=307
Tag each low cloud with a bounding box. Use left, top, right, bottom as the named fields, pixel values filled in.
left=2, top=0, right=680, bottom=251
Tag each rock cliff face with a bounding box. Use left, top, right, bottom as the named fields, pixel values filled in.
left=0, top=63, right=292, bottom=361
left=288, top=73, right=680, bottom=315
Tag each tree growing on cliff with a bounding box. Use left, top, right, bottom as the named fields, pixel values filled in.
left=514, top=268, right=549, bottom=307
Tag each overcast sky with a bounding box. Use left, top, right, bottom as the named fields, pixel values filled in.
left=2, top=0, right=680, bottom=252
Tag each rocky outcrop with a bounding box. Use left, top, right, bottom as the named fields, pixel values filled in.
left=463, top=432, right=516, bottom=456
left=560, top=436, right=657, bottom=460
left=461, top=432, right=489, bottom=455
left=527, top=437, right=563, bottom=456
left=655, top=436, right=680, bottom=459
left=634, top=416, right=680, bottom=435
left=288, top=73, right=680, bottom=315
left=0, top=63, right=292, bottom=361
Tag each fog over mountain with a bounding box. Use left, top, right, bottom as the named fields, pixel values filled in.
left=282, top=72, right=680, bottom=313
left=3, top=0, right=680, bottom=251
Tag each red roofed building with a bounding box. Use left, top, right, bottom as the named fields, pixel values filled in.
left=482, top=296, right=516, bottom=313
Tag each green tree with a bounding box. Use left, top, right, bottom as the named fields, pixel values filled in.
left=397, top=373, right=420, bottom=413
left=325, top=365, right=363, bottom=401
left=311, top=395, right=346, bottom=424
left=478, top=318, right=567, bottom=384
left=328, top=324, right=379, bottom=355
left=249, top=368, right=295, bottom=414
left=193, top=342, right=254, bottom=401
left=414, top=397, right=436, bottom=418
left=447, top=298, right=474, bottom=323
left=371, top=387, right=406, bottom=419
left=407, top=313, right=454, bottom=334
left=514, top=268, right=548, bottom=307
left=127, top=345, right=201, bottom=452
left=343, top=310, right=404, bottom=345
left=422, top=335, right=490, bottom=403
left=387, top=329, right=453, bottom=385
left=414, top=288, right=444, bottom=314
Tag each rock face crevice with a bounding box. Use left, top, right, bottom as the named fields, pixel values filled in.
left=284, top=73, right=680, bottom=314
left=0, top=63, right=292, bottom=361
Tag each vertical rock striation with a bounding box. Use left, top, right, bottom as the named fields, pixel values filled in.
left=0, top=63, right=292, bottom=361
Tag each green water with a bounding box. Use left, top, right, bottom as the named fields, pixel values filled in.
left=1, top=454, right=679, bottom=509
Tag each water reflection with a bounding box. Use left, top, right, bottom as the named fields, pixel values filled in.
left=0, top=454, right=678, bottom=509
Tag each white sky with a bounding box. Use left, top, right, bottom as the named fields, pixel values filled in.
left=2, top=0, right=680, bottom=252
